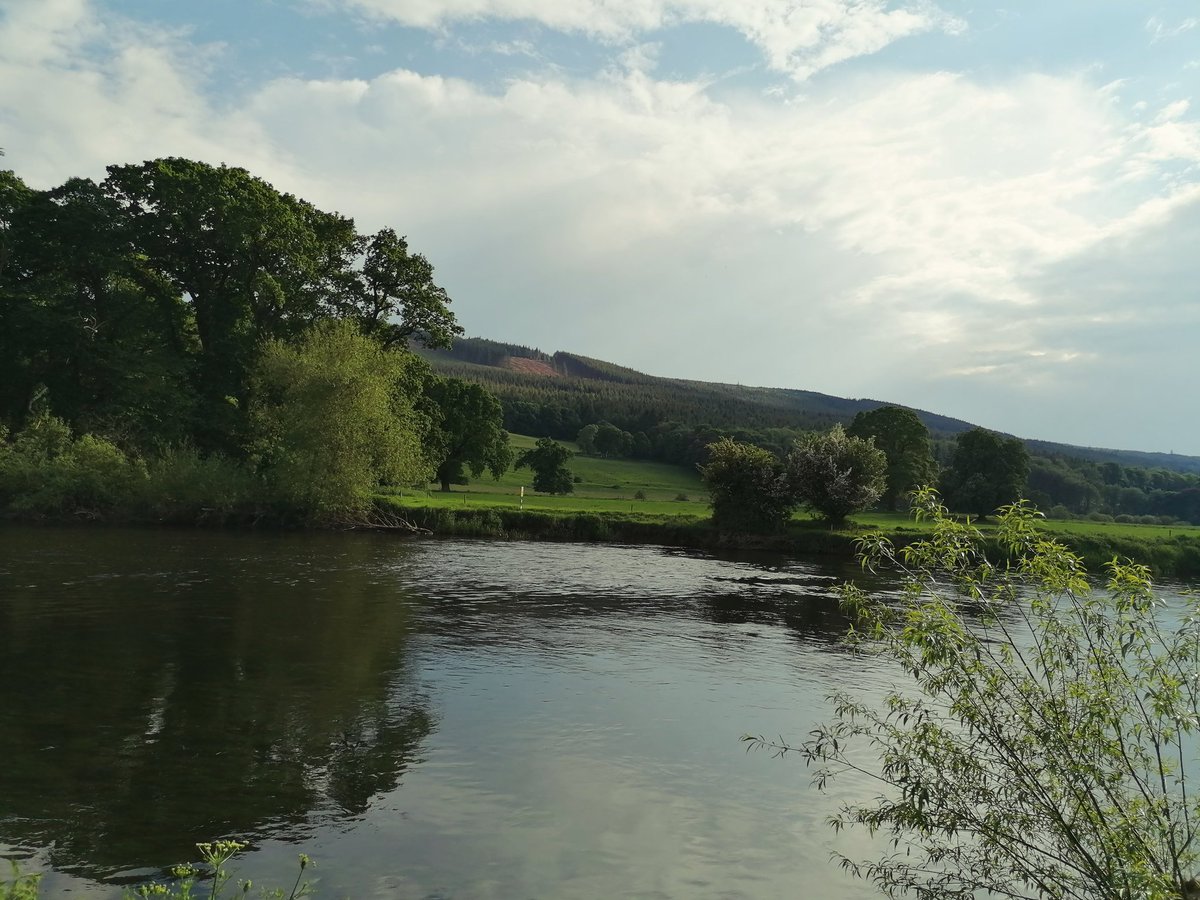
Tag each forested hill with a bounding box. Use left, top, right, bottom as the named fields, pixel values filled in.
left=421, top=337, right=1200, bottom=476
left=419, top=337, right=975, bottom=433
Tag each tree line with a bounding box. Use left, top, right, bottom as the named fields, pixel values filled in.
left=0, top=158, right=509, bottom=521
left=694, top=406, right=1200, bottom=531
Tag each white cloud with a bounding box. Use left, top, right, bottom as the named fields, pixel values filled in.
left=328, top=0, right=964, bottom=80
left=1146, top=14, right=1199, bottom=44
left=2, top=0, right=1200, bottom=450
left=0, top=0, right=276, bottom=185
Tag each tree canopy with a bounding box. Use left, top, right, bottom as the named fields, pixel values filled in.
left=515, top=437, right=574, bottom=494
left=941, top=427, right=1030, bottom=516
left=847, top=405, right=936, bottom=510
left=425, top=376, right=512, bottom=492
left=0, top=157, right=461, bottom=457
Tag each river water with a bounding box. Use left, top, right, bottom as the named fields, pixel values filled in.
left=0, top=526, right=916, bottom=897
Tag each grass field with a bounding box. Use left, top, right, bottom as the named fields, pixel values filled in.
left=853, top=510, right=1200, bottom=540
left=385, top=435, right=1200, bottom=548
left=388, top=434, right=711, bottom=517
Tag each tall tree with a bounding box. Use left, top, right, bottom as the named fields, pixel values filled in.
left=0, top=173, right=195, bottom=442
left=941, top=427, right=1030, bottom=516
left=425, top=377, right=512, bottom=492
left=102, top=158, right=359, bottom=440
left=787, top=424, right=887, bottom=526
left=847, top=406, right=937, bottom=510
left=515, top=437, right=574, bottom=494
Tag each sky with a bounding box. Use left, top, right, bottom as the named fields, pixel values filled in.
left=1, top=0, right=1198, bottom=454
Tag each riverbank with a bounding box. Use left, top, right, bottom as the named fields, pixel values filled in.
left=378, top=497, right=1200, bottom=580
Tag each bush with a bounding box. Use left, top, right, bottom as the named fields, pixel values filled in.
left=674, top=493, right=690, bottom=502
left=250, top=321, right=431, bottom=519
left=633, top=490, right=646, bottom=500
left=699, top=437, right=793, bottom=533
left=0, top=415, right=146, bottom=517
left=786, top=425, right=886, bottom=526
left=139, top=447, right=258, bottom=522
left=749, top=490, right=1200, bottom=899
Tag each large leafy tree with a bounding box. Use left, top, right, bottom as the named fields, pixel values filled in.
left=425, top=377, right=512, bottom=492
left=941, top=427, right=1030, bottom=516
left=847, top=406, right=936, bottom=510
left=102, top=158, right=360, bottom=432
left=0, top=172, right=195, bottom=443
left=515, top=437, right=574, bottom=494
left=249, top=321, right=431, bottom=518
left=750, top=491, right=1200, bottom=900
left=699, top=437, right=793, bottom=533
left=786, top=424, right=886, bottom=526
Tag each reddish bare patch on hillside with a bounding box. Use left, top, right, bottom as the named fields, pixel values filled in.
left=503, top=356, right=559, bottom=377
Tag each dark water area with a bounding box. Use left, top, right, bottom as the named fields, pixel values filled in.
left=0, top=526, right=905, bottom=898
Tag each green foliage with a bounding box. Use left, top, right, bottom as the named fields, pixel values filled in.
left=336, top=227, right=462, bottom=351
left=1, top=843, right=313, bottom=900
left=1, top=157, right=458, bottom=457
left=139, top=446, right=258, bottom=523
left=249, top=321, right=431, bottom=518
left=0, top=414, right=146, bottom=516
left=786, top=424, right=886, bottom=526
left=699, top=437, right=793, bottom=533
left=515, top=437, right=575, bottom=494
left=748, top=489, right=1200, bottom=899
left=1, top=861, right=40, bottom=900
left=425, top=376, right=512, bottom=492
left=127, top=842, right=313, bottom=900
left=847, top=406, right=937, bottom=511
left=942, top=427, right=1030, bottom=516
left=576, top=423, right=599, bottom=455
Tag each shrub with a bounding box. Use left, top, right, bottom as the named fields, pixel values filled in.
left=139, top=447, right=258, bottom=522
left=0, top=415, right=146, bottom=517
left=749, top=490, right=1200, bottom=899
left=699, top=437, right=793, bottom=533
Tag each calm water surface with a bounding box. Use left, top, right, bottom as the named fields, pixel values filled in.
left=0, top=526, right=903, bottom=898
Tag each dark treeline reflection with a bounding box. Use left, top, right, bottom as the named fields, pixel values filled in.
left=0, top=528, right=434, bottom=880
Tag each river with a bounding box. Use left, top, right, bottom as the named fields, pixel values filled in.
left=0, top=526, right=952, bottom=897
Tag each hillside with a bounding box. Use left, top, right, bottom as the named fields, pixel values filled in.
left=420, top=337, right=977, bottom=437
left=422, top=338, right=1200, bottom=476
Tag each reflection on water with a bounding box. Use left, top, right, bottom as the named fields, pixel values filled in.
left=0, top=528, right=433, bottom=883
left=0, top=527, right=894, bottom=898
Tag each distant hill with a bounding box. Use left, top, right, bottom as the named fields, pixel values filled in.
left=420, top=337, right=1200, bottom=476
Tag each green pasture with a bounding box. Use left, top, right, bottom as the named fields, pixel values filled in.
left=1039, top=518, right=1200, bottom=540
left=853, top=510, right=1200, bottom=540
left=387, top=435, right=1200, bottom=558
left=390, top=433, right=710, bottom=516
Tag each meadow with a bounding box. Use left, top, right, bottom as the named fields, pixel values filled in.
left=380, top=436, right=1200, bottom=578
left=391, top=435, right=1200, bottom=537
left=389, top=434, right=711, bottom=518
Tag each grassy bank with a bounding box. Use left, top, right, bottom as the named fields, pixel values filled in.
left=386, top=438, right=1200, bottom=579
